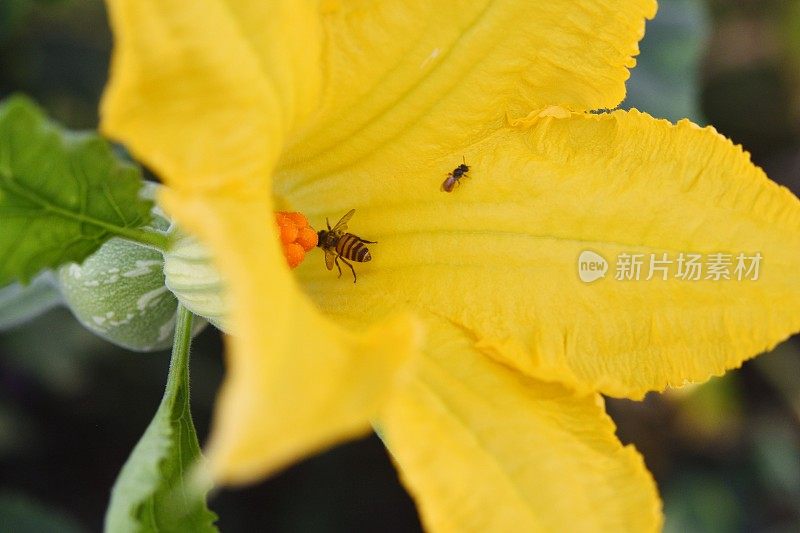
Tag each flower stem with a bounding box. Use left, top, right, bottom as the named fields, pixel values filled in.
left=165, top=304, right=194, bottom=402
left=118, top=227, right=173, bottom=252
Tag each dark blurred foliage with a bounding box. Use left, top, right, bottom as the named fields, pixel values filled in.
left=0, top=1, right=799, bottom=532
left=623, top=0, right=708, bottom=122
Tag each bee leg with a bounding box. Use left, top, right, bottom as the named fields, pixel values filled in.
left=334, top=256, right=343, bottom=278
left=326, top=218, right=331, bottom=230
left=339, top=256, right=357, bottom=283
left=359, top=238, right=377, bottom=244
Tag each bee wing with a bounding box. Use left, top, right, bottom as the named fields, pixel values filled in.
left=330, top=209, right=356, bottom=233
left=324, top=249, right=336, bottom=270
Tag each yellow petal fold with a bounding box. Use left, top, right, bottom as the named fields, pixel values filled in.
left=380, top=322, right=661, bottom=533
left=277, top=0, right=655, bottom=193
left=101, top=0, right=416, bottom=483
left=160, top=189, right=420, bottom=484
left=101, top=0, right=322, bottom=194
left=293, top=110, right=800, bottom=399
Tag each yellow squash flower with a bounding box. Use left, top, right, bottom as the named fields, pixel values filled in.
left=100, top=1, right=800, bottom=531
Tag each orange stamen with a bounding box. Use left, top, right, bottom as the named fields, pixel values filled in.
left=296, top=227, right=318, bottom=250
left=275, top=211, right=318, bottom=268
left=282, top=242, right=306, bottom=268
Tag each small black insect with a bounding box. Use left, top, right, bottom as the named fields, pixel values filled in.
left=441, top=156, right=470, bottom=192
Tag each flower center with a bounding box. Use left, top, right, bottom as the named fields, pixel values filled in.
left=276, top=211, right=318, bottom=268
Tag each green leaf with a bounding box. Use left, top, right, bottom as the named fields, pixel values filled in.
left=105, top=306, right=218, bottom=533
left=0, top=95, right=169, bottom=286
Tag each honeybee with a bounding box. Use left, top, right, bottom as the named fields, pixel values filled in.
left=317, top=209, right=376, bottom=283
left=441, top=156, right=470, bottom=192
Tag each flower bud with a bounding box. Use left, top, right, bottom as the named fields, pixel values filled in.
left=58, top=187, right=205, bottom=352
left=58, top=235, right=205, bottom=352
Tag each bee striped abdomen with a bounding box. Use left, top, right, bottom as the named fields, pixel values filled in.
left=336, top=233, right=372, bottom=262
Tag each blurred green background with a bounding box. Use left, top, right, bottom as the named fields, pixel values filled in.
left=1, top=0, right=799, bottom=531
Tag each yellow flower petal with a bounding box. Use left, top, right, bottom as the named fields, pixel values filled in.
left=277, top=0, right=655, bottom=190
left=159, top=189, right=420, bottom=484
left=292, top=111, right=800, bottom=399
left=380, top=322, right=661, bottom=533
left=101, top=0, right=322, bottom=193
